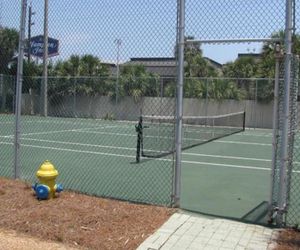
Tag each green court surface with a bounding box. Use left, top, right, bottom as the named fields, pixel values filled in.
left=180, top=129, right=272, bottom=224
left=0, top=115, right=275, bottom=224
left=0, top=115, right=175, bottom=206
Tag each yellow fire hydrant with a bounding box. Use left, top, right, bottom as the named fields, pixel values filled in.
left=32, top=160, right=63, bottom=200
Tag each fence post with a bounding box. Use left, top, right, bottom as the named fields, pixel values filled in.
left=14, top=0, right=27, bottom=179
left=269, top=43, right=282, bottom=222
left=73, top=77, right=77, bottom=117
left=174, top=0, right=185, bottom=207
left=41, top=0, right=48, bottom=117
left=255, top=79, right=258, bottom=128
left=0, top=74, right=4, bottom=112
left=277, top=0, right=293, bottom=226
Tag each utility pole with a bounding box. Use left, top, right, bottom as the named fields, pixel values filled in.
left=27, top=2, right=35, bottom=63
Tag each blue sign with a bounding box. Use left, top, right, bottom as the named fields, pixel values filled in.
left=29, top=35, right=59, bottom=58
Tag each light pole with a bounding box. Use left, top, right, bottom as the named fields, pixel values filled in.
left=27, top=2, right=35, bottom=63
left=114, top=39, right=122, bottom=105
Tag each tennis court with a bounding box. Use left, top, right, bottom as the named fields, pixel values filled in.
left=180, top=129, right=272, bottom=224
left=0, top=114, right=274, bottom=224
left=0, top=114, right=175, bottom=206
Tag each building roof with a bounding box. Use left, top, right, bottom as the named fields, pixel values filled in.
left=126, top=57, right=177, bottom=67
left=203, top=57, right=223, bottom=68
left=122, top=56, right=222, bottom=77
left=237, top=53, right=262, bottom=59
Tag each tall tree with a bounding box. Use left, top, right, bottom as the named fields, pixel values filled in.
left=52, top=54, right=109, bottom=77
left=119, top=64, right=159, bottom=102
left=183, top=36, right=218, bottom=78
left=223, top=56, right=259, bottom=100
left=258, top=31, right=285, bottom=79
left=9, top=60, right=42, bottom=92
left=0, top=28, right=19, bottom=74
left=223, top=57, right=259, bottom=79
left=48, top=54, right=111, bottom=97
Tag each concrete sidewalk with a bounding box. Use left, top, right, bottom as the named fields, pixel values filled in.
left=137, top=212, right=278, bottom=250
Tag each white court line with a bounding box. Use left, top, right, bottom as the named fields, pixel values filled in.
left=0, top=135, right=276, bottom=148
left=19, top=138, right=137, bottom=151
left=0, top=135, right=12, bottom=138
left=0, top=118, right=137, bottom=128
left=29, top=119, right=136, bottom=128
left=13, top=125, right=124, bottom=137
left=183, top=152, right=271, bottom=162
left=180, top=159, right=270, bottom=171
left=21, top=129, right=136, bottom=138
left=0, top=121, right=15, bottom=125
left=1, top=141, right=300, bottom=173
left=217, top=140, right=271, bottom=146
left=1, top=124, right=136, bottom=139
left=178, top=159, right=300, bottom=173
left=238, top=133, right=272, bottom=137
left=0, top=141, right=135, bottom=159
left=74, top=130, right=136, bottom=137
left=16, top=137, right=272, bottom=162
left=0, top=135, right=274, bottom=147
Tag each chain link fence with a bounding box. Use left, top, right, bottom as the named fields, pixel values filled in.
left=186, top=1, right=285, bottom=41
left=18, top=76, right=176, bottom=206
left=271, top=55, right=299, bottom=227
left=2, top=0, right=300, bottom=226
left=185, top=0, right=300, bottom=227
left=0, top=74, right=15, bottom=178
left=285, top=55, right=300, bottom=226
left=1, top=0, right=179, bottom=206
left=269, top=1, right=300, bottom=227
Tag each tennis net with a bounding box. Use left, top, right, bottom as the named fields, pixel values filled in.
left=136, top=111, right=245, bottom=160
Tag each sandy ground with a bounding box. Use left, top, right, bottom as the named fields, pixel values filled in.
left=0, top=229, right=78, bottom=250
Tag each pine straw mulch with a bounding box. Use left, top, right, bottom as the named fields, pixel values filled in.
left=1, top=177, right=300, bottom=250
left=0, top=177, right=175, bottom=250
left=275, top=228, right=300, bottom=250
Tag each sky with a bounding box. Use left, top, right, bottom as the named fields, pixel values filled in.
left=1, top=0, right=288, bottom=65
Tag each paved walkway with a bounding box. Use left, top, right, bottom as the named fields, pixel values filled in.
left=137, top=212, right=278, bottom=250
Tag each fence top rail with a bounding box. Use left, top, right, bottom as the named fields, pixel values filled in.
left=184, top=77, right=277, bottom=81
left=27, top=76, right=278, bottom=81
left=186, top=38, right=283, bottom=44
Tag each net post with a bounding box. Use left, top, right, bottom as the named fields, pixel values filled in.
left=242, top=111, right=246, bottom=131
left=135, top=116, right=143, bottom=163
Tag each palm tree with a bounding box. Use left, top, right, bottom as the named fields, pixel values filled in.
left=119, top=64, right=159, bottom=102
left=49, top=54, right=111, bottom=97
left=183, top=36, right=217, bottom=78
left=223, top=57, right=259, bottom=99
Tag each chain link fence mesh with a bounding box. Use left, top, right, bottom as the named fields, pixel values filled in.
left=1, top=0, right=179, bottom=206
left=285, top=55, right=300, bottom=226
left=0, top=74, right=15, bottom=178
left=270, top=1, right=300, bottom=227
left=2, top=0, right=300, bottom=225
left=186, top=0, right=285, bottom=41
left=270, top=59, right=285, bottom=217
